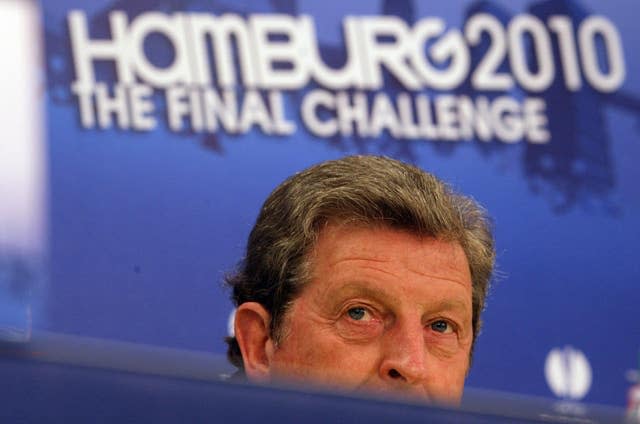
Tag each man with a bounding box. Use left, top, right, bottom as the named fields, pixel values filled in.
left=225, top=155, right=495, bottom=404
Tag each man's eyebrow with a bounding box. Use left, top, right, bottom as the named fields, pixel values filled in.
left=326, top=285, right=469, bottom=312
left=327, top=283, right=392, bottom=302
left=429, top=299, right=470, bottom=314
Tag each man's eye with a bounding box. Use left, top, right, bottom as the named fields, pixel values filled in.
left=431, top=320, right=452, bottom=333
left=347, top=307, right=367, bottom=321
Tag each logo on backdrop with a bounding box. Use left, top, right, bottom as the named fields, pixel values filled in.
left=44, top=1, right=640, bottom=212
left=65, top=10, right=625, bottom=144
left=544, top=346, right=592, bottom=400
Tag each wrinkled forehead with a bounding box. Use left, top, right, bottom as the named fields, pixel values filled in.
left=307, top=221, right=472, bottom=285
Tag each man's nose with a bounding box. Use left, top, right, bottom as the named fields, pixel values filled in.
left=379, top=318, right=429, bottom=388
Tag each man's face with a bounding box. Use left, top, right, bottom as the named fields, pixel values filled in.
left=267, top=224, right=474, bottom=404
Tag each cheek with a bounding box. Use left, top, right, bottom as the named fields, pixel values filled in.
left=271, top=322, right=341, bottom=377
left=435, top=357, right=469, bottom=396
left=424, top=332, right=469, bottom=362
left=271, top=325, right=378, bottom=385
left=425, top=361, right=468, bottom=404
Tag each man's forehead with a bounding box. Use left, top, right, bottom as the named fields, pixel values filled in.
left=309, top=222, right=472, bottom=288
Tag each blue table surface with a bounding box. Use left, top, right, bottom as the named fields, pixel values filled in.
left=0, top=334, right=628, bottom=423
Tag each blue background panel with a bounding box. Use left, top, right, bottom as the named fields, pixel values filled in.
left=34, top=0, right=640, bottom=408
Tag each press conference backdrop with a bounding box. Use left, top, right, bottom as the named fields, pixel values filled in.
left=2, top=0, right=639, bottom=413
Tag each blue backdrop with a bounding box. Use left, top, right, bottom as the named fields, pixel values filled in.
left=35, top=0, right=640, bottom=408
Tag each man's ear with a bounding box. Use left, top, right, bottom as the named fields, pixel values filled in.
left=234, top=302, right=276, bottom=382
